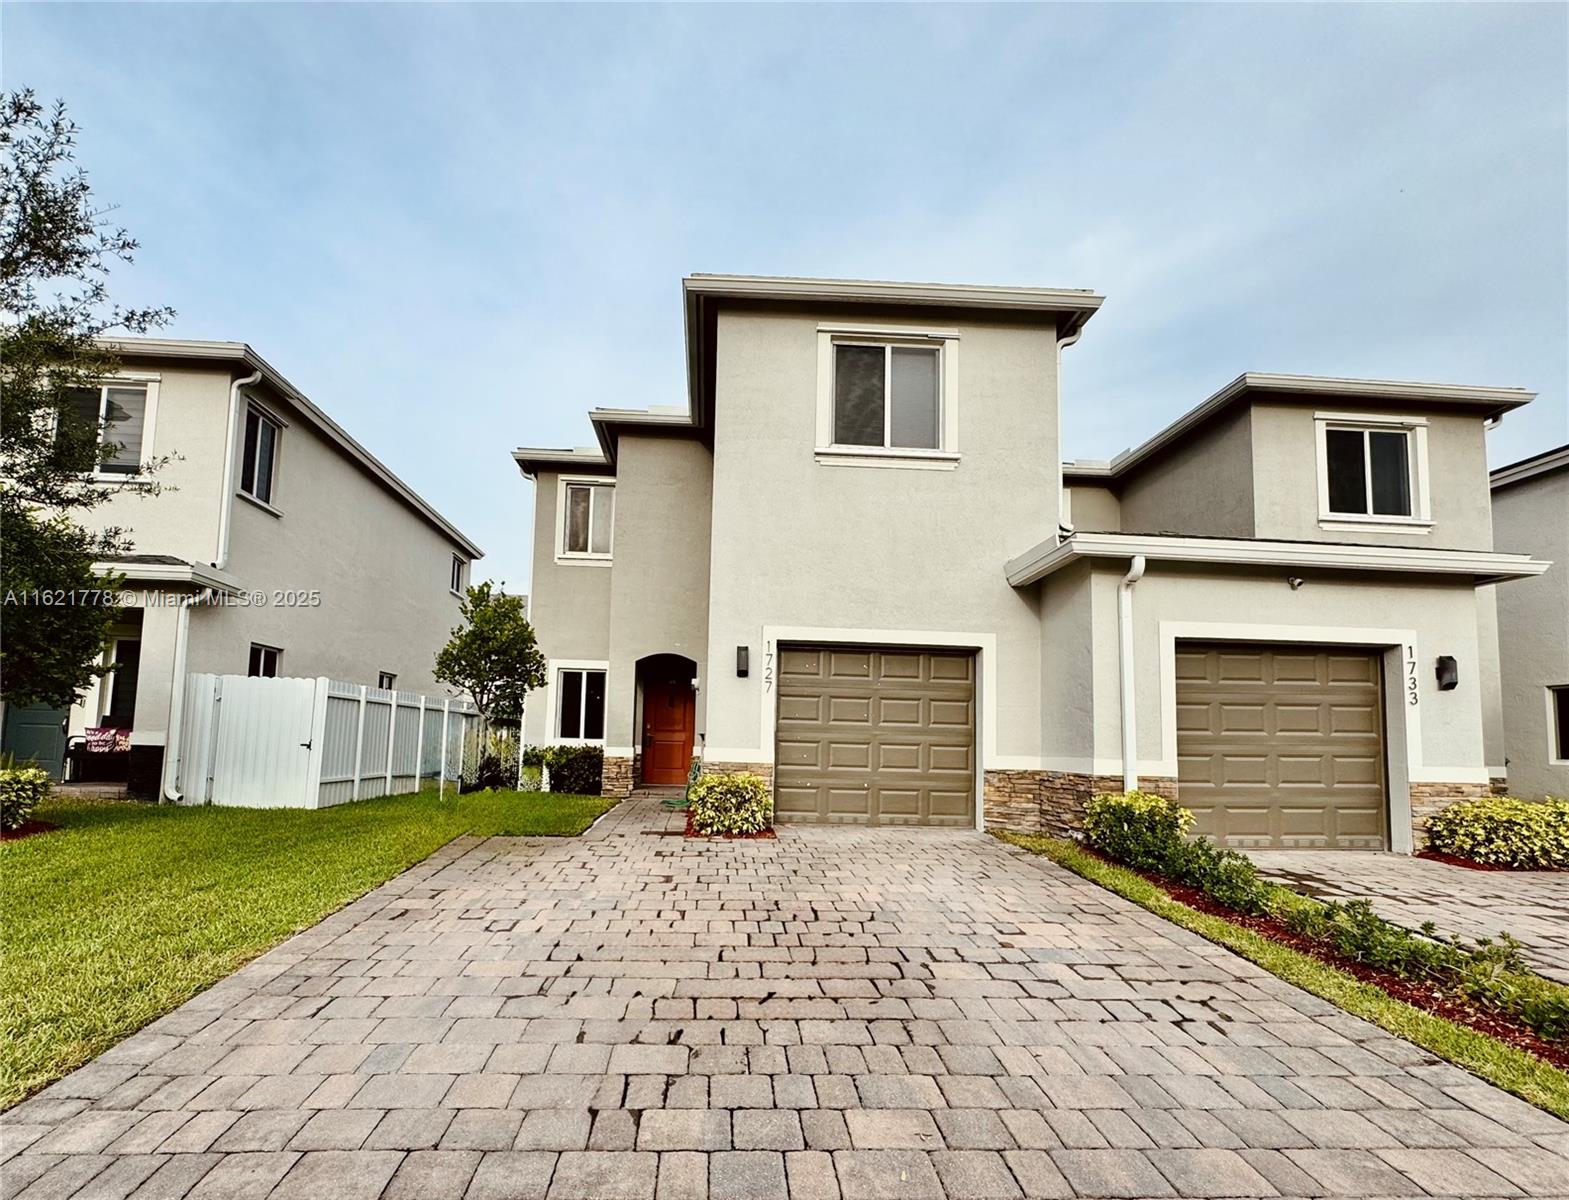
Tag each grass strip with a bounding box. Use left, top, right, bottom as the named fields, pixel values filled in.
left=0, top=787, right=616, bottom=1108
left=996, top=831, right=1569, bottom=1121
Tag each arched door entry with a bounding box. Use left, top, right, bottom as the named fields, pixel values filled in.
left=641, top=657, right=696, bottom=786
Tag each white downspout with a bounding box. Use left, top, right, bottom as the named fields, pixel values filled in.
left=1055, top=328, right=1083, bottom=539
left=1117, top=555, right=1147, bottom=792
left=160, top=590, right=208, bottom=802
left=214, top=369, right=262, bottom=569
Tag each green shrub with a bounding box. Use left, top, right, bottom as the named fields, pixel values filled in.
left=1427, top=796, right=1569, bottom=870
left=0, top=766, right=50, bottom=832
left=1082, top=791, right=1193, bottom=871
left=543, top=745, right=603, bottom=795
left=689, top=772, right=771, bottom=836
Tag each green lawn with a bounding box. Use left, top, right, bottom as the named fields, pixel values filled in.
left=0, top=787, right=617, bottom=1108
left=997, top=831, right=1569, bottom=1121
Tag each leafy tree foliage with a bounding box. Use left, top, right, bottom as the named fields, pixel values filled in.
left=434, top=583, right=547, bottom=731
left=1, top=91, right=173, bottom=707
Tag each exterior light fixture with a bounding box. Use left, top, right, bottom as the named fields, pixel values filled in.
left=1436, top=656, right=1459, bottom=691
left=736, top=646, right=749, bottom=677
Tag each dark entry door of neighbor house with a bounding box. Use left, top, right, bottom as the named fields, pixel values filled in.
left=1, top=703, right=69, bottom=780
left=642, top=674, right=695, bottom=786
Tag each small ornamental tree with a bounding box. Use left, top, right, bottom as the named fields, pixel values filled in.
left=1, top=91, right=174, bottom=708
left=433, top=582, right=547, bottom=736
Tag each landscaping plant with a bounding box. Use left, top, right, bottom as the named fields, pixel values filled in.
left=523, top=744, right=603, bottom=795
left=0, top=765, right=50, bottom=832
left=688, top=772, right=772, bottom=836
left=1426, top=795, right=1569, bottom=870
left=1080, top=790, right=1569, bottom=1043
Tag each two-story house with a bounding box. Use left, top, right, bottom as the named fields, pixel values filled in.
left=513, top=275, right=1549, bottom=851
left=0, top=338, right=482, bottom=798
left=1487, top=445, right=1569, bottom=800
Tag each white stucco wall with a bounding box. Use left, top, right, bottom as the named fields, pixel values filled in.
left=603, top=435, right=713, bottom=754
left=1492, top=468, right=1569, bottom=798
left=522, top=467, right=614, bottom=746
left=1118, top=407, right=1255, bottom=538
left=703, top=306, right=1060, bottom=765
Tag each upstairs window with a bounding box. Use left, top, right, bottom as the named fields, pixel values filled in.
left=65, top=384, right=149, bottom=475
left=240, top=406, right=281, bottom=505
left=378, top=671, right=397, bottom=691
left=450, top=555, right=467, bottom=595
left=248, top=644, right=281, bottom=678
left=557, top=668, right=606, bottom=741
left=562, top=480, right=613, bottom=558
left=833, top=342, right=941, bottom=450
left=1315, top=415, right=1430, bottom=526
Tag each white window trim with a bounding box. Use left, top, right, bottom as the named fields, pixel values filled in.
left=450, top=554, right=467, bottom=596
left=815, top=325, right=960, bottom=468
left=546, top=659, right=609, bottom=745
left=555, top=475, right=615, bottom=565
left=248, top=642, right=282, bottom=678
left=76, top=378, right=161, bottom=483
left=1313, top=412, right=1432, bottom=531
left=1548, top=686, right=1569, bottom=765
left=238, top=401, right=285, bottom=510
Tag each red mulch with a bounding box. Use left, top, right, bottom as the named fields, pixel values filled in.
left=1416, top=849, right=1565, bottom=874
left=1080, top=848, right=1569, bottom=1069
left=0, top=819, right=57, bottom=842
left=683, top=811, right=777, bottom=840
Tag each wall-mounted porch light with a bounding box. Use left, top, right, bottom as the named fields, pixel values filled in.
left=736, top=646, right=750, bottom=678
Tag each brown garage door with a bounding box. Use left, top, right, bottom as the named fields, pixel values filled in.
left=1176, top=642, right=1387, bottom=849
left=774, top=645, right=975, bottom=826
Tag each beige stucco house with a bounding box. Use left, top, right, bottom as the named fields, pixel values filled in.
left=513, top=275, right=1550, bottom=851
left=1488, top=445, right=1569, bottom=800
left=0, top=339, right=481, bottom=798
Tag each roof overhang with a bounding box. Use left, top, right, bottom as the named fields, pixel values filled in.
left=99, top=337, right=483, bottom=558
left=683, top=274, right=1104, bottom=442
left=510, top=447, right=613, bottom=479
left=95, top=558, right=242, bottom=594
left=1006, top=532, right=1551, bottom=589
left=1491, top=443, right=1569, bottom=491
left=1065, top=373, right=1536, bottom=486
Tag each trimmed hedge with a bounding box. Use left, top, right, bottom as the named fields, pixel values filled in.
left=520, top=745, right=604, bottom=795
left=0, top=766, right=50, bottom=832
left=1427, top=795, right=1569, bottom=870
left=1082, top=791, right=1569, bottom=1043
left=689, top=772, right=771, bottom=836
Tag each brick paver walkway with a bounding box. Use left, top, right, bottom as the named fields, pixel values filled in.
left=4, top=801, right=1567, bottom=1199
left=1249, top=851, right=1569, bottom=984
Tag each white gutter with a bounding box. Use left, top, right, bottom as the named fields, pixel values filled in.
left=214, top=369, right=262, bottom=569
left=1117, top=555, right=1146, bottom=793
left=160, top=590, right=210, bottom=803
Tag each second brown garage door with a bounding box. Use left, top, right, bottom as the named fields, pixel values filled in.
left=1176, top=642, right=1388, bottom=849
left=774, top=645, right=975, bottom=826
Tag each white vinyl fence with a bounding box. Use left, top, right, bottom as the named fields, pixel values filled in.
left=177, top=674, right=479, bottom=808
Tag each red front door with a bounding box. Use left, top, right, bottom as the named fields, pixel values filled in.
left=642, top=675, right=695, bottom=786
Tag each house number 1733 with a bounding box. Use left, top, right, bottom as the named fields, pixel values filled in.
left=1405, top=645, right=1419, bottom=706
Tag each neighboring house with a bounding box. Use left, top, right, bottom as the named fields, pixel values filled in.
left=1488, top=445, right=1569, bottom=799
left=0, top=338, right=481, bottom=797
left=513, top=274, right=1549, bottom=851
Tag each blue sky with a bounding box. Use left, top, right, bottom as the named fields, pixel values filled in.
left=10, top=3, right=1566, bottom=589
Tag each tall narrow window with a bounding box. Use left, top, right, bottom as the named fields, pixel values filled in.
left=450, top=555, right=466, bottom=594
left=240, top=406, right=281, bottom=505
left=63, top=384, right=149, bottom=475
left=1324, top=426, right=1414, bottom=517
left=832, top=343, right=941, bottom=450
left=1551, top=686, right=1569, bottom=762
left=557, top=668, right=606, bottom=740
left=562, top=482, right=613, bottom=558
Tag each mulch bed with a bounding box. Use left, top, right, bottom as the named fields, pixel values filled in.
left=1416, top=849, right=1565, bottom=873
left=0, top=820, right=57, bottom=843
left=1081, top=848, right=1569, bottom=1069
left=683, top=811, right=777, bottom=840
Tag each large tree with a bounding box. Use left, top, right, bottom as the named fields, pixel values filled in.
left=1, top=91, right=173, bottom=708
left=433, top=582, right=547, bottom=733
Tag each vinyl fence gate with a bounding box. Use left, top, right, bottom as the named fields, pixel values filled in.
left=177, top=674, right=479, bottom=808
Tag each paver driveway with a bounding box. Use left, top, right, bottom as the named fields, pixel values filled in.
left=1249, top=851, right=1569, bottom=984
left=3, top=800, right=1567, bottom=1200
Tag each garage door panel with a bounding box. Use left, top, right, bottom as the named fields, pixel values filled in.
left=775, top=645, right=975, bottom=826
left=1177, top=642, right=1387, bottom=850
